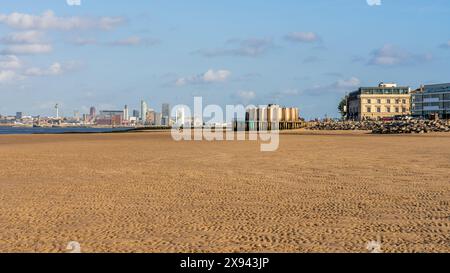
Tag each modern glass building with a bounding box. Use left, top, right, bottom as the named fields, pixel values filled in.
left=411, top=83, right=450, bottom=119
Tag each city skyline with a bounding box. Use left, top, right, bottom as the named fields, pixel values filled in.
left=0, top=1, right=450, bottom=119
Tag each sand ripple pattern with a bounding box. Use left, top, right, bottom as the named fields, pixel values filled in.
left=0, top=131, right=449, bottom=253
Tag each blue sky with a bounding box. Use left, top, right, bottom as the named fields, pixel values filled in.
left=0, top=0, right=449, bottom=119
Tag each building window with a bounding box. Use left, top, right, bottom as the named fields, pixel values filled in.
left=402, top=99, right=406, bottom=104
left=402, top=107, right=407, bottom=113
left=396, top=99, right=400, bottom=104
left=395, top=107, right=400, bottom=113
left=367, top=99, right=372, bottom=104
left=377, top=107, right=381, bottom=113
left=367, top=107, right=371, bottom=113
left=386, top=107, right=391, bottom=113
left=387, top=99, right=391, bottom=104
left=377, top=99, right=381, bottom=104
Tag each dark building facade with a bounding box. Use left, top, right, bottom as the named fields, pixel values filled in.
left=411, top=83, right=450, bottom=119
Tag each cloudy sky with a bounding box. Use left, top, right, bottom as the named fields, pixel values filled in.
left=0, top=0, right=449, bottom=119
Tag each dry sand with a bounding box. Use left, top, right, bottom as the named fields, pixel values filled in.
left=0, top=130, right=449, bottom=253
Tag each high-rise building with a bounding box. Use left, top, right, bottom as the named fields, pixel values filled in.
left=82, top=114, right=89, bottom=123
left=176, top=107, right=185, bottom=126
left=146, top=109, right=156, bottom=125
left=132, top=110, right=140, bottom=118
left=55, top=104, right=60, bottom=119
left=162, top=103, right=170, bottom=126
left=155, top=112, right=162, bottom=126
left=411, top=83, right=450, bottom=119
left=89, top=106, right=96, bottom=117
left=140, top=100, right=148, bottom=124
left=15, top=112, right=23, bottom=120
left=123, top=105, right=129, bottom=121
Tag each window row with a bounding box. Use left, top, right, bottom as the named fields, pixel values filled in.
left=413, top=94, right=450, bottom=102
left=366, top=107, right=408, bottom=113
left=365, top=98, right=408, bottom=104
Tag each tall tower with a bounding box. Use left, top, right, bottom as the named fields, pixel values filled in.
left=176, top=107, right=185, bottom=126
left=140, top=100, right=148, bottom=124
left=89, top=106, right=96, bottom=117
left=123, top=105, right=129, bottom=121
left=55, top=104, right=59, bottom=119
left=162, top=103, right=170, bottom=126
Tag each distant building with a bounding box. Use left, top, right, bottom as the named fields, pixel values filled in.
left=347, top=83, right=411, bottom=120
left=0, top=116, right=15, bottom=124
left=146, top=109, right=155, bottom=125
left=97, top=110, right=124, bottom=126
left=154, top=112, right=162, bottom=126
left=411, top=83, right=450, bottom=119
left=73, top=110, right=80, bottom=120
left=82, top=114, right=90, bottom=123
left=129, top=116, right=138, bottom=125
left=176, top=107, right=185, bottom=126
left=162, top=103, right=170, bottom=126
left=99, top=110, right=123, bottom=117
left=123, top=105, right=129, bottom=121
left=15, top=112, right=23, bottom=120
left=245, top=104, right=300, bottom=131
left=89, top=106, right=96, bottom=117
left=132, top=110, right=140, bottom=118
left=140, top=100, right=148, bottom=124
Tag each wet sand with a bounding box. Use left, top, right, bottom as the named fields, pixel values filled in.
left=0, top=131, right=449, bottom=253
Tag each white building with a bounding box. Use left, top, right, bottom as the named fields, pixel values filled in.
left=140, top=100, right=148, bottom=124
left=176, top=107, right=185, bottom=126
left=123, top=105, right=129, bottom=121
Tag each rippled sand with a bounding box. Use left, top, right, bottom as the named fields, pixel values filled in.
left=0, top=131, right=449, bottom=253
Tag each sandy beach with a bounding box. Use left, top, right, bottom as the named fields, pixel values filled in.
left=0, top=130, right=449, bottom=253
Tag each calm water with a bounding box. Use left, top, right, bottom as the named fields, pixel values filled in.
left=0, top=126, right=135, bottom=135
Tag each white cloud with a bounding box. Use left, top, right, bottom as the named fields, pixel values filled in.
left=0, top=10, right=125, bottom=31
left=176, top=69, right=231, bottom=86
left=0, top=70, right=17, bottom=83
left=0, top=30, right=44, bottom=44
left=285, top=32, right=321, bottom=43
left=109, top=36, right=159, bottom=47
left=196, top=38, right=274, bottom=58
left=271, top=89, right=301, bottom=99
left=304, top=77, right=361, bottom=95
left=236, top=90, right=256, bottom=101
left=336, top=77, right=361, bottom=89
left=368, top=44, right=432, bottom=66
left=367, top=0, right=382, bottom=6
left=0, top=55, right=22, bottom=69
left=0, top=30, right=50, bottom=55
left=70, top=36, right=159, bottom=47
left=203, top=69, right=231, bottom=82
left=111, top=36, right=142, bottom=46
left=1, top=44, right=52, bottom=55
left=0, top=56, right=72, bottom=85
left=369, top=45, right=408, bottom=66
left=25, top=62, right=65, bottom=76
left=70, top=37, right=98, bottom=46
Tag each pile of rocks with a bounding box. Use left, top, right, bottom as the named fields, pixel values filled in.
left=371, top=119, right=450, bottom=134
left=307, top=120, right=381, bottom=131
left=307, top=119, right=450, bottom=134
